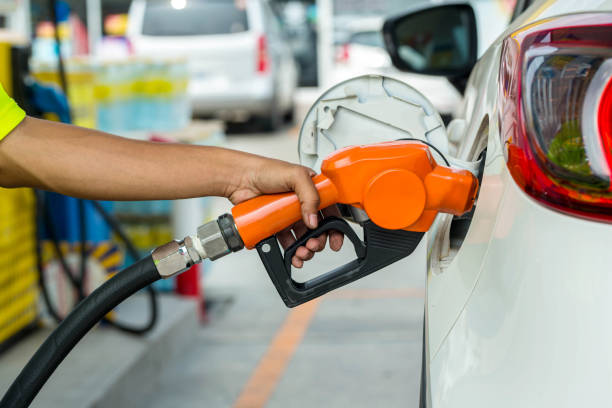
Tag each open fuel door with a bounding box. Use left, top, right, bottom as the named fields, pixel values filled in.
left=298, top=75, right=450, bottom=172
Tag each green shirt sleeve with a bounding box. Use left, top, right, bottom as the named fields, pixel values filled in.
left=0, top=84, right=26, bottom=142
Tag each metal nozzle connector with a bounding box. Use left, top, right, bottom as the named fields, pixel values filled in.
left=152, top=214, right=244, bottom=279
left=152, top=237, right=202, bottom=279
left=197, top=219, right=231, bottom=261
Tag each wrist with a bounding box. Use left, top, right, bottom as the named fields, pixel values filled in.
left=219, top=149, right=265, bottom=199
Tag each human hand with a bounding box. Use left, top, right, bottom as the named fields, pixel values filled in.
left=276, top=206, right=344, bottom=268
left=226, top=157, right=344, bottom=267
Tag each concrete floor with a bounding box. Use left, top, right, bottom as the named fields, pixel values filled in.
left=138, top=126, right=426, bottom=407
left=0, top=296, right=201, bottom=408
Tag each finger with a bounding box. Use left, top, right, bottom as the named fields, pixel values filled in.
left=292, top=219, right=326, bottom=252
left=291, top=244, right=314, bottom=268
left=277, top=229, right=296, bottom=250
left=295, top=246, right=315, bottom=261
left=322, top=206, right=344, bottom=251
left=292, top=256, right=303, bottom=268
left=289, top=166, right=320, bottom=229
left=306, top=234, right=327, bottom=252
left=284, top=223, right=314, bottom=265
left=292, top=223, right=322, bottom=250
left=328, top=230, right=344, bottom=251
left=292, top=221, right=309, bottom=238
left=279, top=224, right=315, bottom=267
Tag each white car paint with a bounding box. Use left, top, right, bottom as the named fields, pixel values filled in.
left=424, top=0, right=612, bottom=406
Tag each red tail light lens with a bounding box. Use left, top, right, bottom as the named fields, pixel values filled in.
left=257, top=34, right=270, bottom=74
left=335, top=43, right=350, bottom=63
left=499, top=14, right=612, bottom=221
left=599, top=77, right=612, bottom=165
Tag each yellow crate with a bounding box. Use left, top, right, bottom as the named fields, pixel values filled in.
left=0, top=42, right=12, bottom=96
left=0, top=187, right=38, bottom=346
left=31, top=63, right=97, bottom=129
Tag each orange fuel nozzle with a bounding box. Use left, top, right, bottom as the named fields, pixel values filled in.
left=232, top=141, right=478, bottom=249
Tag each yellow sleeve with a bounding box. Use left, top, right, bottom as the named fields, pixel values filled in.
left=0, top=83, right=26, bottom=142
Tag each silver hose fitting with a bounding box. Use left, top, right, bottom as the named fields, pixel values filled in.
left=197, top=219, right=231, bottom=261
left=152, top=237, right=202, bottom=278
left=152, top=214, right=244, bottom=278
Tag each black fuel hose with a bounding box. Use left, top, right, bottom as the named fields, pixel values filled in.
left=34, top=192, right=159, bottom=335
left=89, top=200, right=159, bottom=335
left=0, top=256, right=161, bottom=408
left=77, top=199, right=87, bottom=298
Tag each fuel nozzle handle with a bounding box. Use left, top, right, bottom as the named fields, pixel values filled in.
left=230, top=140, right=478, bottom=249
left=230, top=174, right=339, bottom=249
left=153, top=141, right=478, bottom=278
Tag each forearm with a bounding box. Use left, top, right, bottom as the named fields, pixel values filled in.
left=0, top=116, right=340, bottom=265
left=0, top=117, right=262, bottom=200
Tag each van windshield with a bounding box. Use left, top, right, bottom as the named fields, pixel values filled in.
left=142, top=0, right=249, bottom=36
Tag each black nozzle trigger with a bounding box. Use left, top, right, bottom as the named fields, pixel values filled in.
left=256, top=216, right=424, bottom=308
left=283, top=217, right=365, bottom=273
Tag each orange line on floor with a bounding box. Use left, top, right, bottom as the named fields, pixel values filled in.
left=327, top=288, right=425, bottom=299
left=232, top=287, right=422, bottom=407
left=233, top=298, right=322, bottom=408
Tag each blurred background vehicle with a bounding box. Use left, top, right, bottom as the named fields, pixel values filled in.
left=127, top=0, right=298, bottom=130
left=332, top=14, right=462, bottom=121
left=279, top=1, right=318, bottom=86
left=331, top=0, right=514, bottom=121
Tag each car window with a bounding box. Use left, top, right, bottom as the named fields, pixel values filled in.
left=262, top=2, right=282, bottom=37
left=142, top=0, right=249, bottom=36
left=395, top=7, right=473, bottom=72
left=349, top=31, right=384, bottom=48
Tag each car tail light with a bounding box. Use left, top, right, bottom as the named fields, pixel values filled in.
left=257, top=34, right=270, bottom=74
left=599, top=77, right=612, bottom=163
left=335, top=43, right=350, bottom=63
left=499, top=14, right=612, bottom=221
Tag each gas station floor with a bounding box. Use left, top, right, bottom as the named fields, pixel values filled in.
left=141, top=237, right=426, bottom=408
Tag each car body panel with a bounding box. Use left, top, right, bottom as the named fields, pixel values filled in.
left=431, top=165, right=612, bottom=407
left=426, top=0, right=612, bottom=406
left=428, top=35, right=506, bottom=358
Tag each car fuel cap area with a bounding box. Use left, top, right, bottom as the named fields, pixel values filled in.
left=298, top=74, right=449, bottom=172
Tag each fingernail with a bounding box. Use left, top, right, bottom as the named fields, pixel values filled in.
left=309, top=214, right=318, bottom=229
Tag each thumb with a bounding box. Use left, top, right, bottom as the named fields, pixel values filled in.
left=290, top=167, right=320, bottom=229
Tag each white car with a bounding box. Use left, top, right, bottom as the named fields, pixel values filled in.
left=383, top=0, right=612, bottom=406
left=127, top=0, right=298, bottom=130
left=332, top=16, right=463, bottom=118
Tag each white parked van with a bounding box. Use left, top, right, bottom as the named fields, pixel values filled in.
left=127, top=0, right=298, bottom=130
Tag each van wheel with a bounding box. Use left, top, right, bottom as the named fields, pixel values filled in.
left=283, top=106, right=295, bottom=124
left=261, top=107, right=283, bottom=132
